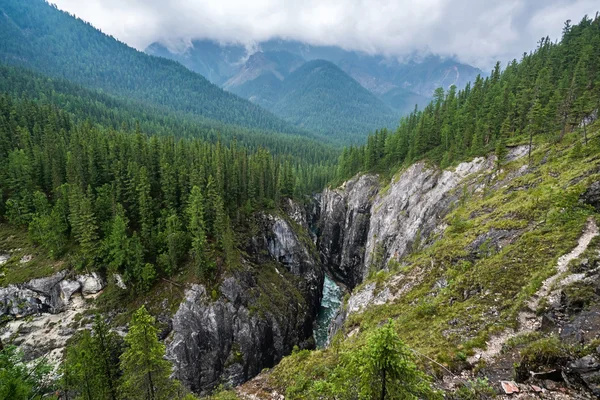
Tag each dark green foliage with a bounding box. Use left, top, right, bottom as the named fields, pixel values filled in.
left=120, top=306, right=180, bottom=400
left=0, top=0, right=312, bottom=138
left=186, top=186, right=210, bottom=277
left=0, top=85, right=332, bottom=290
left=62, top=311, right=190, bottom=400
left=0, top=344, right=53, bottom=400
left=335, top=15, right=600, bottom=182
left=62, top=316, right=123, bottom=400
left=271, top=60, right=399, bottom=144
left=0, top=64, right=338, bottom=164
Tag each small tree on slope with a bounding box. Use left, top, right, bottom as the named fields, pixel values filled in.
left=120, top=306, right=179, bottom=400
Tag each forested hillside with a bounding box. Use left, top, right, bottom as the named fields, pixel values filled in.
left=236, top=14, right=600, bottom=400
left=335, top=16, right=600, bottom=182
left=0, top=91, right=332, bottom=291
left=0, top=0, right=306, bottom=137
left=0, top=65, right=338, bottom=163
left=271, top=60, right=399, bottom=143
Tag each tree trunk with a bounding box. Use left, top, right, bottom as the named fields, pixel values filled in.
left=583, top=119, right=588, bottom=145
left=559, top=114, right=568, bottom=141
left=147, top=371, right=156, bottom=400
left=528, top=130, right=533, bottom=164
left=380, top=368, right=386, bottom=400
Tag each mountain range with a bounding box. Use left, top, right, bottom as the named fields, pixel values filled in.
left=0, top=0, right=482, bottom=144
left=147, top=39, right=482, bottom=115
left=0, top=0, right=309, bottom=140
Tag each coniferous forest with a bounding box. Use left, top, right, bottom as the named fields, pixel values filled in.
left=1, top=0, right=600, bottom=399
left=335, top=17, right=600, bottom=182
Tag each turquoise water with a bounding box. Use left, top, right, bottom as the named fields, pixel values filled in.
left=314, top=275, right=343, bottom=348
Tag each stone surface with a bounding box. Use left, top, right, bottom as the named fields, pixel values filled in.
left=166, top=209, right=323, bottom=395
left=581, top=181, right=600, bottom=212
left=77, top=272, right=105, bottom=295
left=318, top=174, right=379, bottom=289
left=0, top=270, right=104, bottom=319
left=364, top=157, right=491, bottom=274
left=113, top=273, right=127, bottom=289
left=501, top=381, right=520, bottom=394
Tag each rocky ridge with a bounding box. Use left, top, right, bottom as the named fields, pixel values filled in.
left=0, top=270, right=105, bottom=364
left=165, top=211, right=323, bottom=394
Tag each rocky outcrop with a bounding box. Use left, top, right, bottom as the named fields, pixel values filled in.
left=0, top=271, right=105, bottom=318
left=0, top=271, right=106, bottom=366
left=318, top=147, right=532, bottom=338
left=364, top=157, right=492, bottom=274
left=318, top=175, right=379, bottom=288
left=316, top=157, right=500, bottom=289
left=166, top=212, right=323, bottom=394
left=581, top=181, right=600, bottom=212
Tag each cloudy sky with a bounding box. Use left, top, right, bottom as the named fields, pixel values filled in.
left=51, top=0, right=598, bottom=69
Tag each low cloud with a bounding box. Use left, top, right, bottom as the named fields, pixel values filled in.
left=51, top=0, right=598, bottom=69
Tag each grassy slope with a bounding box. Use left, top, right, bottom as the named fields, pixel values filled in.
left=258, top=124, right=600, bottom=398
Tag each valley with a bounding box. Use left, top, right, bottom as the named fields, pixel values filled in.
left=0, top=1, right=599, bottom=400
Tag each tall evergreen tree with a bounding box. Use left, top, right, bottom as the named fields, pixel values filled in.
left=120, top=306, right=179, bottom=400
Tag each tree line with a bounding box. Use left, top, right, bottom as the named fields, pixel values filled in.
left=336, top=15, right=600, bottom=181
left=0, top=93, right=332, bottom=290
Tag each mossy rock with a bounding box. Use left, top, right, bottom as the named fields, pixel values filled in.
left=515, top=337, right=570, bottom=382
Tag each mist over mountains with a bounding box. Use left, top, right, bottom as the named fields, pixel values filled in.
left=147, top=39, right=482, bottom=141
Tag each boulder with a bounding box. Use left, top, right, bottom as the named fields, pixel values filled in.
left=77, top=273, right=105, bottom=295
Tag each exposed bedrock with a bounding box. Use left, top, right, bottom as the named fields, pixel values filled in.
left=166, top=210, right=323, bottom=394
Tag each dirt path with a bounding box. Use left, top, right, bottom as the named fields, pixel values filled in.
left=469, top=218, right=599, bottom=364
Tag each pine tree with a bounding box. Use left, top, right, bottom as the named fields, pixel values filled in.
left=70, top=186, right=100, bottom=270
left=91, top=315, right=121, bottom=400
left=137, top=166, right=154, bottom=252
left=104, top=205, right=130, bottom=273
left=63, top=330, right=101, bottom=400
left=158, top=212, right=189, bottom=275
left=186, top=186, right=210, bottom=276
left=1, top=345, right=53, bottom=400
left=120, top=306, right=179, bottom=400
left=353, top=320, right=440, bottom=400
left=206, top=175, right=226, bottom=246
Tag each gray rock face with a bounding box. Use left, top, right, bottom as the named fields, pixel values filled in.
left=566, top=355, right=600, bottom=396
left=167, top=211, right=323, bottom=394
left=318, top=175, right=379, bottom=288
left=316, top=158, right=492, bottom=289
left=77, top=273, right=105, bottom=295
left=0, top=270, right=105, bottom=319
left=317, top=150, right=538, bottom=335
left=364, top=158, right=490, bottom=275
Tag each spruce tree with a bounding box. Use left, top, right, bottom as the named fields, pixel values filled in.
left=91, top=315, right=121, bottom=400
left=354, top=320, right=440, bottom=400
left=120, top=306, right=178, bottom=400
left=186, top=186, right=209, bottom=276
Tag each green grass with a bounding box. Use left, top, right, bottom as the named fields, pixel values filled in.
left=267, top=126, right=600, bottom=392
left=0, top=224, right=70, bottom=284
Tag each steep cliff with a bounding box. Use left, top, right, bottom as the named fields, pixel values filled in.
left=247, top=134, right=600, bottom=399
left=166, top=212, right=323, bottom=394
left=0, top=204, right=324, bottom=395
left=317, top=175, right=379, bottom=289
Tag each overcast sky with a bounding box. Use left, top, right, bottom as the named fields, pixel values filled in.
left=50, top=0, right=598, bottom=69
